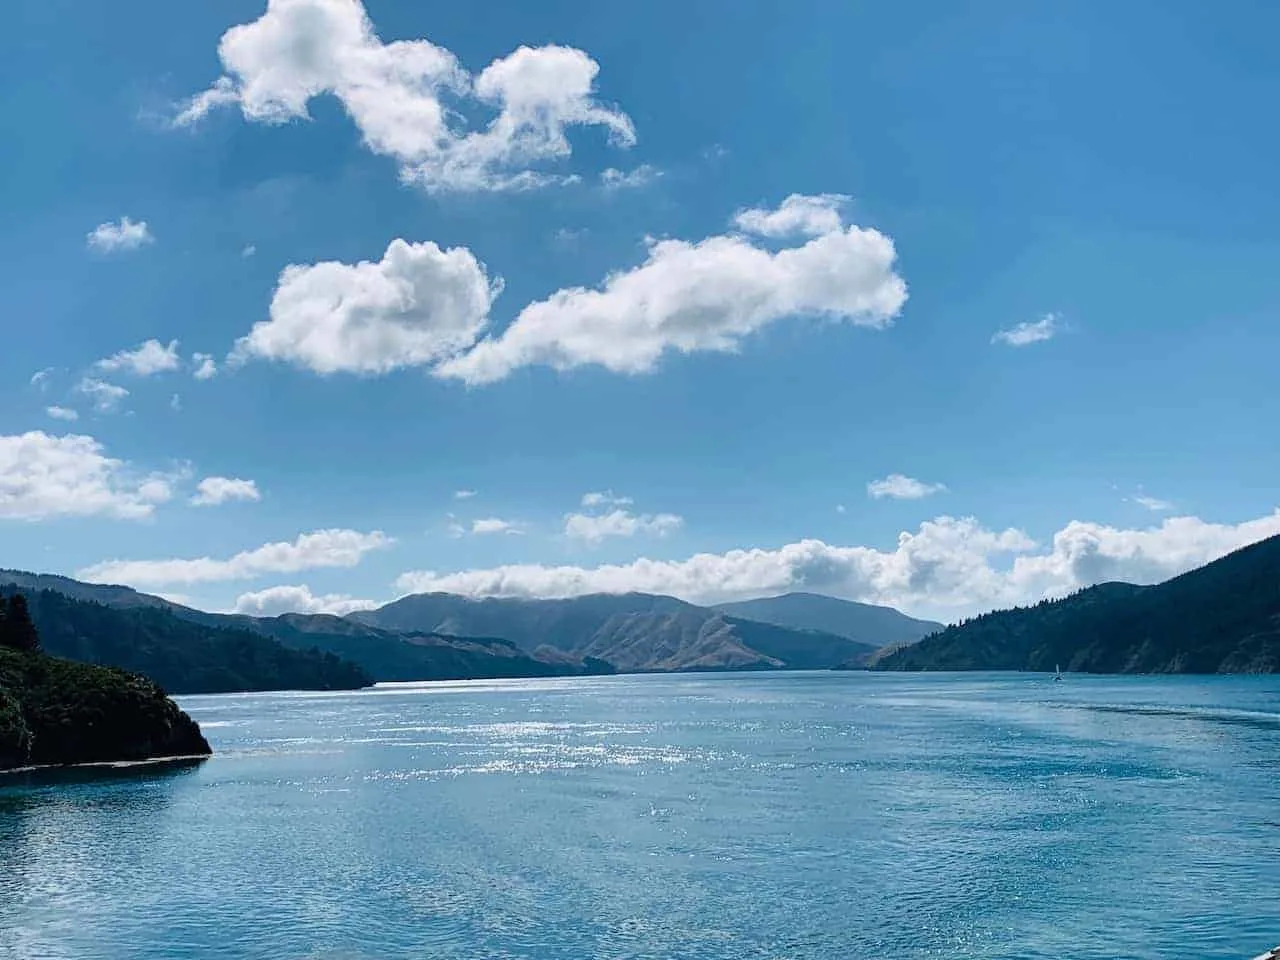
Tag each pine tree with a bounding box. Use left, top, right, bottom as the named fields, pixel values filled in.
left=2, top=594, right=40, bottom=653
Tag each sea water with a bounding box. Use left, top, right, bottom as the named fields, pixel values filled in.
left=2, top=671, right=1278, bottom=959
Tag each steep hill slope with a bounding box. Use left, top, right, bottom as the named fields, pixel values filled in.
left=874, top=535, right=1280, bottom=674
left=353, top=592, right=879, bottom=671
left=713, top=592, right=942, bottom=646
left=2, top=587, right=372, bottom=694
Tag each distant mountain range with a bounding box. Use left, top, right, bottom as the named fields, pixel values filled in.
left=1, top=570, right=937, bottom=690
left=873, top=534, right=1280, bottom=674
left=352, top=591, right=884, bottom=671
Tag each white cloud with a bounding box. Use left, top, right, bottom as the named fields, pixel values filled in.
left=175, top=0, right=634, bottom=192
left=30, top=368, right=54, bottom=390
left=393, top=510, right=1280, bottom=620
left=1132, top=495, right=1173, bottom=512
left=993, top=313, right=1060, bottom=347
left=471, top=517, right=525, bottom=535
left=867, top=474, right=948, bottom=500
left=233, top=583, right=373, bottom=617
left=97, top=339, right=181, bottom=376
left=453, top=489, right=477, bottom=499
left=45, top=406, right=78, bottom=422
left=242, top=244, right=257, bottom=258
left=601, top=165, right=660, bottom=190
left=190, top=476, right=262, bottom=506
left=436, top=195, right=906, bottom=385
left=835, top=504, right=846, bottom=514
left=78, top=528, right=393, bottom=586
left=732, top=193, right=849, bottom=238
left=564, top=508, right=682, bottom=544
left=0, top=431, right=175, bottom=521
left=231, top=238, right=499, bottom=374
left=581, top=490, right=632, bottom=508
left=86, top=217, right=153, bottom=253
left=192, top=353, right=218, bottom=380
left=170, top=394, right=182, bottom=412
left=76, top=378, right=129, bottom=412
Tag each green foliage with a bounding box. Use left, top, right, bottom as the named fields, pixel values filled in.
left=0, top=646, right=210, bottom=769
left=0, top=686, right=32, bottom=767
left=0, top=587, right=372, bottom=695
left=874, top=534, right=1280, bottom=674
left=0, top=594, right=41, bottom=653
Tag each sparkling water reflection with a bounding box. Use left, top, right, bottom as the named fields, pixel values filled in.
left=2, top=672, right=1278, bottom=959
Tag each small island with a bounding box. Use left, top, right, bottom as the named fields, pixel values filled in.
left=0, top=594, right=210, bottom=772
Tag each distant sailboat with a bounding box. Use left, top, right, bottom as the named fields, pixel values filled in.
left=1053, top=664, right=1064, bottom=682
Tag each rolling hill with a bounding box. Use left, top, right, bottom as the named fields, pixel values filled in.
left=873, top=534, right=1280, bottom=674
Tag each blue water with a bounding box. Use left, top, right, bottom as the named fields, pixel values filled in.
left=2, top=672, right=1278, bottom=960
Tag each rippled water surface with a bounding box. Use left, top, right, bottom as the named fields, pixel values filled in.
left=2, top=672, right=1279, bottom=959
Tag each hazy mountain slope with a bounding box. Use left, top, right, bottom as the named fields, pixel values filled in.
left=713, top=592, right=942, bottom=646
left=873, top=535, right=1280, bottom=674
left=353, top=592, right=879, bottom=671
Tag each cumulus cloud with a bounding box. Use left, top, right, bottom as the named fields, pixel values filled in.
left=600, top=165, right=660, bottom=190
left=87, top=217, right=153, bottom=253
left=231, top=238, right=499, bottom=374
left=732, top=193, right=849, bottom=238
left=564, top=508, right=683, bottom=544
left=190, top=476, right=261, bottom=506
left=76, top=378, right=129, bottom=413
left=97, top=339, right=182, bottom=376
left=78, top=528, right=393, bottom=586
left=993, top=313, right=1060, bottom=347
left=45, top=406, right=78, bottom=422
left=436, top=195, right=907, bottom=385
left=175, top=0, right=634, bottom=192
left=233, top=583, right=374, bottom=617
left=192, top=353, right=218, bottom=380
left=392, top=510, right=1280, bottom=620
left=867, top=474, right=948, bottom=500
left=0, top=431, right=175, bottom=521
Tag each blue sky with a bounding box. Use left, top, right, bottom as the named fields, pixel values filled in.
left=3, top=0, right=1278, bottom=621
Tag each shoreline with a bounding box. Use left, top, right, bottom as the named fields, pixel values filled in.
left=0, top=753, right=210, bottom=778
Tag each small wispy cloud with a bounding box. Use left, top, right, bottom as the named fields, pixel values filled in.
left=1130, top=494, right=1174, bottom=512
left=600, top=165, right=661, bottom=191
left=581, top=490, right=633, bottom=508
left=76, top=377, right=129, bottom=413
left=471, top=517, right=525, bottom=536
left=867, top=474, right=948, bottom=500
left=992, top=312, right=1060, bottom=347
left=46, top=405, right=79, bottom=422
left=453, top=489, right=478, bottom=500
left=97, top=339, right=181, bottom=376
left=87, top=216, right=153, bottom=254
